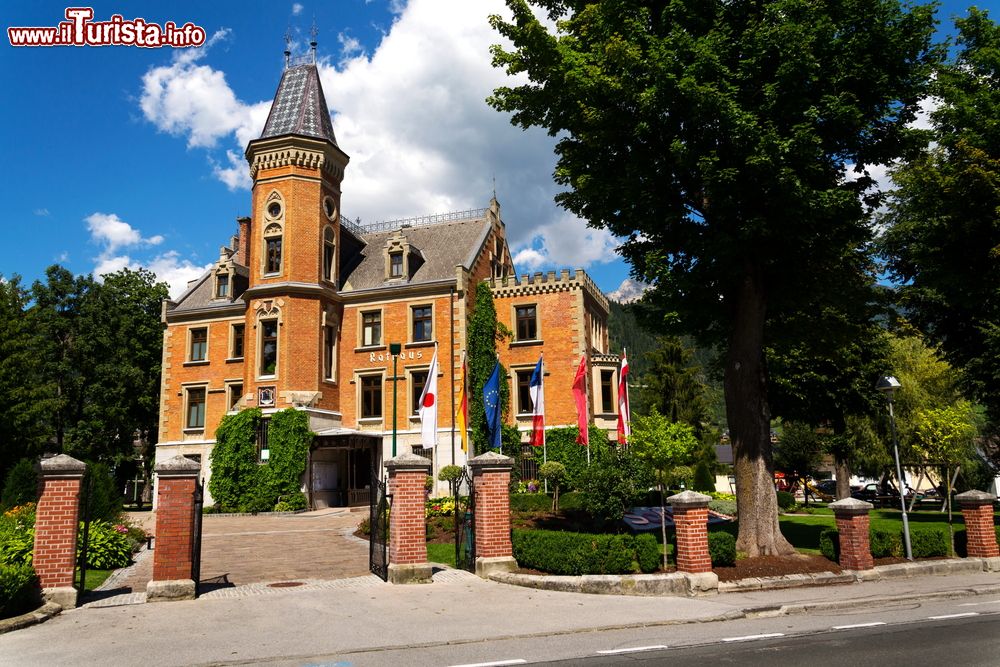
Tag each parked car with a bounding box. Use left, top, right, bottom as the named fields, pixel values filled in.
left=851, top=482, right=900, bottom=507
left=814, top=480, right=838, bottom=497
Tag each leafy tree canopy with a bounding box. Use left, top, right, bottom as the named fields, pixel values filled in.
left=881, top=8, right=1000, bottom=428
left=490, top=0, right=940, bottom=555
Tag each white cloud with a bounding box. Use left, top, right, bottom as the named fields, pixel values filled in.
left=86, top=212, right=163, bottom=253
left=292, top=3, right=304, bottom=16
left=135, top=1, right=622, bottom=275
left=34, top=208, right=50, bottom=217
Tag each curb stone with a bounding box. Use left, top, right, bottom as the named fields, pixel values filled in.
left=0, top=602, right=61, bottom=635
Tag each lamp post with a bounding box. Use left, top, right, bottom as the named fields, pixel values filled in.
left=390, top=343, right=401, bottom=457
left=877, top=375, right=913, bottom=561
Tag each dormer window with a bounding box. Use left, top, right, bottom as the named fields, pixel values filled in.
left=390, top=252, right=403, bottom=278
left=216, top=273, right=229, bottom=298
left=383, top=231, right=421, bottom=282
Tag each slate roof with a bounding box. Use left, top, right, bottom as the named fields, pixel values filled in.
left=259, top=64, right=337, bottom=146
left=341, top=216, right=491, bottom=292
left=172, top=264, right=249, bottom=313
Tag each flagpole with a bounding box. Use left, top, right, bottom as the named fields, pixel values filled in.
left=585, top=354, right=591, bottom=466
left=497, top=353, right=502, bottom=456
left=623, top=347, right=631, bottom=449
left=541, top=354, right=547, bottom=493
left=450, top=287, right=456, bottom=467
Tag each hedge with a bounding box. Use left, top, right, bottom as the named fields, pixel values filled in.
left=512, top=529, right=660, bottom=575
left=0, top=563, right=40, bottom=619
left=708, top=531, right=736, bottom=566
left=820, top=526, right=951, bottom=562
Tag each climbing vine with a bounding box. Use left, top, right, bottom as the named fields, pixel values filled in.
left=467, top=281, right=511, bottom=454
left=209, top=408, right=313, bottom=512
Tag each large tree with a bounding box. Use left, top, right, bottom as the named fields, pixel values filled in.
left=881, top=9, right=1000, bottom=429
left=490, top=0, right=939, bottom=554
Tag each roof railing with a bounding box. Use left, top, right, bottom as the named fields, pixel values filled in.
left=339, top=207, right=489, bottom=236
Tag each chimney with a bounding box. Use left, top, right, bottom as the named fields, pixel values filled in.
left=236, top=216, right=251, bottom=266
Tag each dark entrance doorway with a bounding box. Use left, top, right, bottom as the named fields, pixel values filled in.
left=308, top=429, right=382, bottom=509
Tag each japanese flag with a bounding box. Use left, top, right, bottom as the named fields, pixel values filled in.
left=419, top=345, right=439, bottom=447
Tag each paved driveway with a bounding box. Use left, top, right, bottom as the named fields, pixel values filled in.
left=108, top=509, right=370, bottom=594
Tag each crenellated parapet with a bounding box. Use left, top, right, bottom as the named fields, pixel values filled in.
left=491, top=268, right=609, bottom=314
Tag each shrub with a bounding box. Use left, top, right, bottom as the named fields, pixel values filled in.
left=1, top=459, right=38, bottom=509
left=210, top=408, right=263, bottom=512
left=869, top=527, right=904, bottom=558
left=425, top=496, right=456, bottom=518
left=578, top=444, right=654, bottom=524
left=274, top=491, right=307, bottom=512
left=634, top=533, right=661, bottom=572
left=910, top=526, right=949, bottom=558
left=776, top=491, right=796, bottom=510
left=438, top=465, right=463, bottom=485
left=512, top=529, right=659, bottom=575
left=0, top=503, right=36, bottom=567
left=0, top=563, right=40, bottom=619
left=539, top=462, right=567, bottom=511
left=538, top=425, right=612, bottom=492
left=510, top=493, right=554, bottom=512
left=708, top=531, right=737, bottom=566
left=79, top=520, right=133, bottom=569
left=819, top=528, right=839, bottom=562
left=709, top=499, right=737, bottom=517
left=692, top=460, right=716, bottom=493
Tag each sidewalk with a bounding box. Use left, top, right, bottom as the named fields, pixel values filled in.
left=2, top=564, right=997, bottom=666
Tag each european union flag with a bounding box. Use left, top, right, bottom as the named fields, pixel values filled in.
left=483, top=361, right=502, bottom=450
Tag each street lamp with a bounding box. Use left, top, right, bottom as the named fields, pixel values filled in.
left=876, top=375, right=913, bottom=561
left=390, top=343, right=402, bottom=458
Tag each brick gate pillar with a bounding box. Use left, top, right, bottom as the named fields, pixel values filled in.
left=830, top=497, right=875, bottom=571
left=469, top=451, right=517, bottom=577
left=385, top=452, right=433, bottom=584
left=148, top=455, right=202, bottom=602
left=956, top=491, right=999, bottom=559
left=33, top=454, right=86, bottom=609
left=667, top=491, right=713, bottom=574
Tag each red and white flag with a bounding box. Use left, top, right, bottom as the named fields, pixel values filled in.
left=529, top=355, right=545, bottom=447
left=617, top=350, right=631, bottom=445
left=419, top=345, right=439, bottom=447
left=572, top=355, right=589, bottom=447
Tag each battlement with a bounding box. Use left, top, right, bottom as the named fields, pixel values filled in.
left=490, top=268, right=610, bottom=313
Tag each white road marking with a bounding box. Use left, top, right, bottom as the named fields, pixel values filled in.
left=832, top=622, right=887, bottom=630
left=448, top=661, right=527, bottom=667
left=928, top=612, right=980, bottom=620
left=958, top=600, right=1000, bottom=607
left=596, top=645, right=669, bottom=655
left=722, top=633, right=785, bottom=642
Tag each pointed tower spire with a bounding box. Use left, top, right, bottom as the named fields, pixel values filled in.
left=310, top=21, right=318, bottom=63
left=283, top=29, right=292, bottom=69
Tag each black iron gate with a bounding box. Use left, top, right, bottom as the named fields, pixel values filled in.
left=369, top=467, right=390, bottom=581
left=453, top=466, right=475, bottom=573
left=191, top=480, right=204, bottom=595
left=76, top=470, right=94, bottom=593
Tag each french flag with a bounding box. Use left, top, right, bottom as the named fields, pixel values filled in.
left=529, top=355, right=545, bottom=447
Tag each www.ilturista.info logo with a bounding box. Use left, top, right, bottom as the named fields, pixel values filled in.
left=8, top=7, right=206, bottom=48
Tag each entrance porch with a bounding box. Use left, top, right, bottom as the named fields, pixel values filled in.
left=308, top=428, right=382, bottom=509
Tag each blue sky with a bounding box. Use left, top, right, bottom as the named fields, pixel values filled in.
left=0, top=1, right=981, bottom=299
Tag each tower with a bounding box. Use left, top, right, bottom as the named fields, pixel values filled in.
left=242, top=43, right=349, bottom=416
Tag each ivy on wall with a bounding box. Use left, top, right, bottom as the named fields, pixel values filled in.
left=209, top=408, right=313, bottom=512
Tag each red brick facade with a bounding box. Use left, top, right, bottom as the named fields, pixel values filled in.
left=154, top=61, right=618, bottom=509
left=470, top=454, right=514, bottom=560
left=386, top=457, right=431, bottom=566
left=33, top=456, right=86, bottom=593
left=152, top=464, right=200, bottom=582
left=831, top=499, right=874, bottom=571
left=668, top=492, right=713, bottom=574
left=957, top=491, right=999, bottom=559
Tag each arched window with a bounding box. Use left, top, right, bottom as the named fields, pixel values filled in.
left=323, top=226, right=336, bottom=283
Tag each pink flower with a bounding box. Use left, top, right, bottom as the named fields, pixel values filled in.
left=114, top=524, right=128, bottom=534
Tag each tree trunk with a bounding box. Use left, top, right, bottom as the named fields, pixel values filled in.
left=725, top=265, right=795, bottom=557
left=835, top=457, right=852, bottom=500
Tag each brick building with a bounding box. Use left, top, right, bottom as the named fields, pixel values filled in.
left=155, top=55, right=621, bottom=508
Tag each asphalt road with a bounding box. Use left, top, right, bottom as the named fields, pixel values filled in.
left=299, top=594, right=1000, bottom=667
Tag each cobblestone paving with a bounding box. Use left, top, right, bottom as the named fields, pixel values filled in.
left=84, top=508, right=373, bottom=607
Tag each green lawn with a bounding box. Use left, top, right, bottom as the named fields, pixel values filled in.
left=426, top=542, right=456, bottom=567
left=78, top=568, right=114, bottom=591
left=776, top=509, right=976, bottom=554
